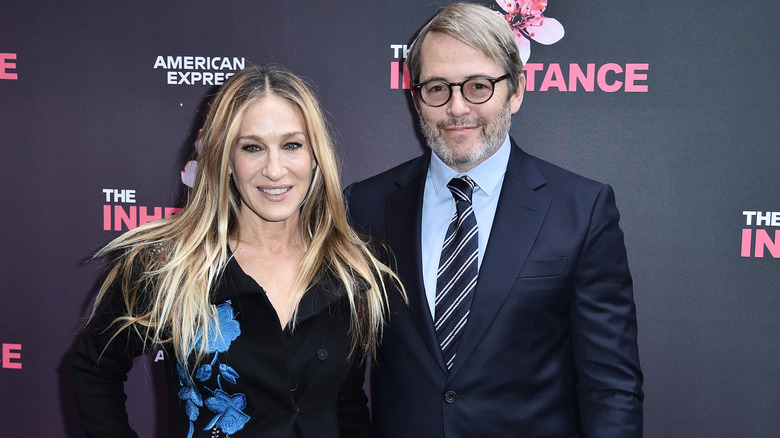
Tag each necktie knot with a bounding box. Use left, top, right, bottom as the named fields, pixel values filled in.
left=447, top=175, right=475, bottom=204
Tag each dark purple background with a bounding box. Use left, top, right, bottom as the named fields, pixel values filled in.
left=1, top=1, right=778, bottom=436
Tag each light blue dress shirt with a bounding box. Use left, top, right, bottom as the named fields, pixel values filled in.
left=421, top=135, right=511, bottom=317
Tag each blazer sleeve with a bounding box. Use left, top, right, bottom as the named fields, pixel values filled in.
left=70, top=277, right=147, bottom=438
left=336, top=356, right=373, bottom=438
left=571, top=184, right=644, bottom=437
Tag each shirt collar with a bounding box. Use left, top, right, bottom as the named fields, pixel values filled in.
left=429, top=134, right=511, bottom=197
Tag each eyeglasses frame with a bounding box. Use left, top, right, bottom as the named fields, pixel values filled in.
left=412, top=74, right=512, bottom=107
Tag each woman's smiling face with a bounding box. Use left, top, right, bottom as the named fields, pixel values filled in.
left=229, top=94, right=315, bottom=230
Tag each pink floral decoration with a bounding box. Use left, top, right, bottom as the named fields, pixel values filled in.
left=494, top=0, right=565, bottom=63
left=180, top=132, right=203, bottom=188
left=181, top=160, right=198, bottom=188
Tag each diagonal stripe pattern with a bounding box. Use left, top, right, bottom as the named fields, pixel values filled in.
left=435, top=175, right=478, bottom=370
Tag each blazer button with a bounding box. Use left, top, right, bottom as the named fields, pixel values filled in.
left=317, top=349, right=328, bottom=360
left=443, top=391, right=458, bottom=404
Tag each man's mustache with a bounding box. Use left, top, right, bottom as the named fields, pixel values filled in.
left=436, top=118, right=487, bottom=129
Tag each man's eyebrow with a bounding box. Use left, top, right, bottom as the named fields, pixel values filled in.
left=418, top=74, right=497, bottom=83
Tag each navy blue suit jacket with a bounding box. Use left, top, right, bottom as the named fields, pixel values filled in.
left=345, top=140, right=643, bottom=438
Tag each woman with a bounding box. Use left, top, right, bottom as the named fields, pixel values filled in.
left=71, top=65, right=402, bottom=437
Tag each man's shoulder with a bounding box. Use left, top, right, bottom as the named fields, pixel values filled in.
left=511, top=143, right=607, bottom=195
left=345, top=153, right=428, bottom=233
left=347, top=153, right=428, bottom=196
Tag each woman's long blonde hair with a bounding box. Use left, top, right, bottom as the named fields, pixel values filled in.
left=91, top=65, right=402, bottom=369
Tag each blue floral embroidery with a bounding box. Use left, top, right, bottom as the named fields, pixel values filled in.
left=176, top=368, right=203, bottom=422
left=219, top=363, right=240, bottom=384
left=201, top=302, right=241, bottom=353
left=194, top=363, right=212, bottom=381
left=176, top=300, right=250, bottom=437
left=203, top=389, right=251, bottom=434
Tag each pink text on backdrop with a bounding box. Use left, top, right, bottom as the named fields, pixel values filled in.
left=390, top=62, right=411, bottom=90
left=102, top=188, right=181, bottom=231
left=1, top=343, right=22, bottom=369
left=103, top=205, right=183, bottom=231
left=1, top=53, right=18, bottom=80
left=523, top=63, right=649, bottom=92
left=741, top=229, right=780, bottom=258
left=391, top=62, right=649, bottom=92
left=741, top=211, right=780, bottom=258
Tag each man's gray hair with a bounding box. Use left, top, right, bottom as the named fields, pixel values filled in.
left=406, top=2, right=524, bottom=95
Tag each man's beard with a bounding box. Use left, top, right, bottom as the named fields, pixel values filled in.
left=419, top=102, right=511, bottom=170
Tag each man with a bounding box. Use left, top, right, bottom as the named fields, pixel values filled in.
left=346, top=2, right=643, bottom=437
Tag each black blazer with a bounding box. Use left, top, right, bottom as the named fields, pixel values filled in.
left=71, top=256, right=372, bottom=437
left=346, top=140, right=643, bottom=438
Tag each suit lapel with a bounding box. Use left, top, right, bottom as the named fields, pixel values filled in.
left=449, top=142, right=550, bottom=377
left=385, top=153, right=448, bottom=372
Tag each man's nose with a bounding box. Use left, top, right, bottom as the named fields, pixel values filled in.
left=446, top=85, right=471, bottom=117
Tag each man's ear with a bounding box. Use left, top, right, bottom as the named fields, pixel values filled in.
left=510, top=73, right=526, bottom=114
left=410, top=88, right=421, bottom=114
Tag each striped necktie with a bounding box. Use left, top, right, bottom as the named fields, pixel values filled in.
left=435, top=175, right=479, bottom=370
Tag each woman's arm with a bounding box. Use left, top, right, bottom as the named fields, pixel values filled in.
left=337, top=356, right=373, bottom=438
left=70, top=280, right=147, bottom=438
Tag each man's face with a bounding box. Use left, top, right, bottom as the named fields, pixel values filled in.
left=415, top=32, right=525, bottom=172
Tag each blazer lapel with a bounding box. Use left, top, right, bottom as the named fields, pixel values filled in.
left=385, top=153, right=448, bottom=372
left=449, top=142, right=550, bottom=377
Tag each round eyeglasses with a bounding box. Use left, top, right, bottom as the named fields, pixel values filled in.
left=413, top=74, right=511, bottom=107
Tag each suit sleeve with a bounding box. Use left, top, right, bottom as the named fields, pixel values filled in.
left=571, top=184, right=644, bottom=437
left=70, top=277, right=146, bottom=438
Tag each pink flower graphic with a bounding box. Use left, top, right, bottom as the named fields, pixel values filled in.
left=181, top=132, right=203, bottom=188
left=181, top=102, right=211, bottom=188
left=493, top=0, right=565, bottom=64
left=181, top=159, right=198, bottom=188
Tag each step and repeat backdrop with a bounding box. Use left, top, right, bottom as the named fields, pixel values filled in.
left=1, top=1, right=778, bottom=436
